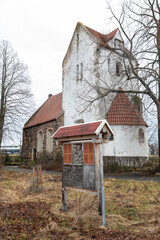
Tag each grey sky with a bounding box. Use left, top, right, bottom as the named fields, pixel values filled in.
left=0, top=0, right=121, bottom=145
left=0, top=0, right=112, bottom=107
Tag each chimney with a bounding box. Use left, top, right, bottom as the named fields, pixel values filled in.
left=48, top=94, right=52, bottom=98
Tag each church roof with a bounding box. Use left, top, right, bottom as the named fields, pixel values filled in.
left=106, top=89, right=148, bottom=126
left=52, top=120, right=113, bottom=139
left=85, top=26, right=119, bottom=47
left=24, top=92, right=63, bottom=129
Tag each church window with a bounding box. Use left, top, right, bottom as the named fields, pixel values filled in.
left=77, top=33, right=79, bottom=41
left=116, top=61, right=121, bottom=76
left=80, top=63, right=83, bottom=79
left=108, top=58, right=111, bottom=71
left=139, top=128, right=145, bottom=144
left=76, top=64, right=79, bottom=80
left=46, top=128, right=53, bottom=153
left=32, top=147, right=37, bottom=161
left=37, top=130, right=43, bottom=153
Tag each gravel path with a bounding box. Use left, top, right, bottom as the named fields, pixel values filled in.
left=3, top=166, right=160, bottom=182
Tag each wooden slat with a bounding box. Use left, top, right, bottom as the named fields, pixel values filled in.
left=64, top=144, right=72, bottom=164
left=83, top=143, right=94, bottom=165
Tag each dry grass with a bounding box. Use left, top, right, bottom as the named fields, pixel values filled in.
left=0, top=170, right=160, bottom=239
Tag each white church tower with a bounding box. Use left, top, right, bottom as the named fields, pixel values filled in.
left=62, top=22, right=149, bottom=167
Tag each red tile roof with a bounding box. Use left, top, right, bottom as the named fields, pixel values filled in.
left=106, top=90, right=148, bottom=126
left=85, top=26, right=119, bottom=47
left=52, top=121, right=103, bottom=139
left=24, top=92, right=63, bottom=129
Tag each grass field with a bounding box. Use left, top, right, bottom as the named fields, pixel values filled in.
left=0, top=170, right=160, bottom=239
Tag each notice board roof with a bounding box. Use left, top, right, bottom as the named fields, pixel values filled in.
left=52, top=120, right=113, bottom=140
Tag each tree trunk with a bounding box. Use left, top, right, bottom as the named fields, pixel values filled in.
left=0, top=117, right=4, bottom=147
left=157, top=19, right=160, bottom=170
left=157, top=104, right=160, bottom=171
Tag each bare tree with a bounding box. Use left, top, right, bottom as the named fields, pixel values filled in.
left=76, top=0, right=159, bottom=165
left=0, top=40, right=34, bottom=146
left=103, top=0, right=160, bottom=163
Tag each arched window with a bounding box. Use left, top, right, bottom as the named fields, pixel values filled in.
left=37, top=130, right=43, bottom=153
left=139, top=128, right=144, bottom=144
left=32, top=147, right=37, bottom=161
left=46, top=128, right=53, bottom=153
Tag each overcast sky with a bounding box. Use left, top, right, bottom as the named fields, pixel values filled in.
left=0, top=0, right=119, bottom=107
left=0, top=0, right=121, bottom=145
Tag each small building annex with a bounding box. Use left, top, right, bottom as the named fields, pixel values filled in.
left=22, top=93, right=63, bottom=164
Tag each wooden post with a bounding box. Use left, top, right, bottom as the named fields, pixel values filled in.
left=33, top=167, right=35, bottom=178
left=95, top=143, right=102, bottom=215
left=62, top=188, right=67, bottom=211
left=99, top=143, right=106, bottom=225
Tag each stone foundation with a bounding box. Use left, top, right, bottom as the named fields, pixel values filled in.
left=103, top=156, right=148, bottom=172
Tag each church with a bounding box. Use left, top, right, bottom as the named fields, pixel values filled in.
left=22, top=22, right=149, bottom=168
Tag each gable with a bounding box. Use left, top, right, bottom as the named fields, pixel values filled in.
left=62, top=22, right=122, bottom=67
left=24, top=92, right=63, bottom=129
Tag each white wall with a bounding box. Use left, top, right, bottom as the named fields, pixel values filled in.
left=103, top=125, right=149, bottom=157
left=63, top=24, right=101, bottom=125
left=62, top=23, right=149, bottom=159
left=63, top=23, right=140, bottom=126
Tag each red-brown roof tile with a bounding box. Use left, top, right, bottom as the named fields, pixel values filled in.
left=52, top=121, right=103, bottom=139
left=106, top=90, right=148, bottom=126
left=24, top=92, right=63, bottom=129
left=85, top=26, right=119, bottom=47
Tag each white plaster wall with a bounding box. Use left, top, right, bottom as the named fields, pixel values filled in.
left=63, top=24, right=103, bottom=125
left=63, top=24, right=129, bottom=125
left=103, top=125, right=149, bottom=157
left=62, top=23, right=149, bottom=159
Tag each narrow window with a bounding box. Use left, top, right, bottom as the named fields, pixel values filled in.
left=37, top=130, right=43, bottom=153
left=46, top=128, right=53, bottom=153
left=76, top=33, right=79, bottom=49
left=116, top=61, right=121, bottom=76
left=139, top=128, right=144, bottom=144
left=32, top=147, right=37, bottom=161
left=80, top=63, right=83, bottom=79
left=108, top=58, right=111, bottom=72
left=77, top=33, right=79, bottom=41
left=76, top=64, right=79, bottom=80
